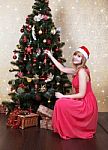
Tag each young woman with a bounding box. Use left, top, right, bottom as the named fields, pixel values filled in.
left=44, top=46, right=98, bottom=140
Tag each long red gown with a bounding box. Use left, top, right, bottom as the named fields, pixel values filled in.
left=52, top=68, right=98, bottom=139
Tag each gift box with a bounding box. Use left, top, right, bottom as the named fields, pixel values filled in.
left=7, top=108, right=22, bottom=128
left=18, top=113, right=39, bottom=129
left=40, top=116, right=53, bottom=130
left=37, top=105, right=53, bottom=118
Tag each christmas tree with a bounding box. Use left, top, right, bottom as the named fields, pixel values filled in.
left=3, top=0, right=71, bottom=113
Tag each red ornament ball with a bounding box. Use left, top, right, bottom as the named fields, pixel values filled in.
left=35, top=94, right=41, bottom=102
left=47, top=39, right=51, bottom=45
left=33, top=58, right=37, bottom=63
left=13, top=54, right=17, bottom=59
left=20, top=27, right=24, bottom=33
left=23, top=36, right=27, bottom=43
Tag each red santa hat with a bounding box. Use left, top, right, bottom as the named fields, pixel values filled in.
left=77, top=46, right=90, bottom=59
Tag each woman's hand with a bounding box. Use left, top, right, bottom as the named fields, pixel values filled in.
left=55, top=92, right=64, bottom=99
left=44, top=50, right=52, bottom=58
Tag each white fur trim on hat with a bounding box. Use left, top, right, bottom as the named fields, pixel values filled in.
left=77, top=48, right=89, bottom=59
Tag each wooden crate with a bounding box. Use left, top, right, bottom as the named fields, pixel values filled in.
left=18, top=113, right=39, bottom=129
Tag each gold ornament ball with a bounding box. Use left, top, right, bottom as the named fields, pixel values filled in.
left=51, top=28, right=56, bottom=35
left=43, top=39, right=47, bottom=43
left=48, top=99, right=51, bottom=103
left=39, top=30, right=42, bottom=35
left=16, top=44, right=21, bottom=49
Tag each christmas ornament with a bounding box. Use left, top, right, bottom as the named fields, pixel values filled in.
left=38, top=29, right=42, bottom=35
left=26, top=16, right=29, bottom=24
left=27, top=71, right=30, bottom=74
left=27, top=77, right=32, bottom=83
left=42, top=15, right=49, bottom=20
left=26, top=24, right=32, bottom=32
left=13, top=53, right=17, bottom=59
left=32, top=25, right=36, bottom=40
left=34, top=74, right=39, bottom=80
left=39, top=75, right=47, bottom=80
left=11, top=80, right=15, bottom=85
left=35, top=94, right=41, bottom=102
left=33, top=58, right=37, bottom=63
left=36, top=48, right=41, bottom=57
left=44, top=55, right=47, bottom=65
left=55, top=48, right=59, bottom=51
left=56, top=82, right=60, bottom=85
left=17, top=87, right=25, bottom=94
left=20, top=27, right=24, bottom=33
left=43, top=39, right=47, bottom=43
left=39, top=85, right=47, bottom=92
left=51, top=28, right=56, bottom=35
left=17, top=72, right=23, bottom=78
left=34, top=14, right=42, bottom=22
left=23, top=36, right=27, bottom=43
left=19, top=83, right=25, bottom=88
left=45, top=73, right=54, bottom=83
left=64, top=83, right=71, bottom=87
left=25, top=45, right=33, bottom=54
left=48, top=99, right=51, bottom=103
left=56, top=76, right=61, bottom=82
left=35, top=84, right=38, bottom=90
left=47, top=39, right=51, bottom=45
left=16, top=44, right=21, bottom=49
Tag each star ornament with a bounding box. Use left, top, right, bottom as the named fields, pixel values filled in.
left=25, top=45, right=33, bottom=54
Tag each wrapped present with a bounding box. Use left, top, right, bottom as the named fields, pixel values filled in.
left=40, top=116, right=53, bottom=130
left=7, top=107, right=22, bottom=128
left=37, top=105, right=53, bottom=118
left=18, top=113, right=39, bottom=129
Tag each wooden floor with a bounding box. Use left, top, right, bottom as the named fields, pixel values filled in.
left=0, top=113, right=108, bottom=150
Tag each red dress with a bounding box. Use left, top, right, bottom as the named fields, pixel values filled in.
left=52, top=68, right=98, bottom=139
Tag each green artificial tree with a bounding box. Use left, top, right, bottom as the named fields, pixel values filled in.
left=3, top=0, right=71, bottom=113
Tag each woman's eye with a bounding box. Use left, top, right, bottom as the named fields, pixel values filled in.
left=78, top=55, right=81, bottom=57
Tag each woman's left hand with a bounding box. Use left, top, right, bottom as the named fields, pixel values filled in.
left=55, top=92, right=64, bottom=99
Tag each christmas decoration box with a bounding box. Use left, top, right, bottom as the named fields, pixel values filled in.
left=18, top=113, right=39, bottom=129
left=40, top=116, right=53, bottom=130
left=37, top=105, right=53, bottom=118
left=37, top=105, right=53, bottom=130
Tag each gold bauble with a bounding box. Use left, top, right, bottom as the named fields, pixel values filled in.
left=48, top=99, right=51, bottom=103
left=27, top=77, right=32, bottom=82
left=43, top=39, right=47, bottom=43
left=39, top=29, right=42, bottom=35
left=51, top=28, right=56, bottom=35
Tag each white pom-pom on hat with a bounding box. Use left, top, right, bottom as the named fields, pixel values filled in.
left=77, top=46, right=90, bottom=59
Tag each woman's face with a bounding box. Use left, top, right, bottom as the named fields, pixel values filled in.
left=72, top=51, right=83, bottom=65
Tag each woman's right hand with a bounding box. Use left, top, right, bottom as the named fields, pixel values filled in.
left=44, top=50, right=52, bottom=58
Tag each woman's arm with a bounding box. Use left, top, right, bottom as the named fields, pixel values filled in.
left=44, top=50, right=75, bottom=74
left=55, top=69, right=87, bottom=99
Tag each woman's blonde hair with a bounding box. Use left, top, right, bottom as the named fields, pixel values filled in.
left=72, top=51, right=88, bottom=73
